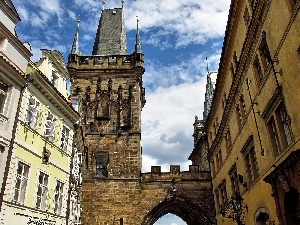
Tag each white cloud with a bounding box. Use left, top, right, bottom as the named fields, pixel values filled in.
left=142, top=78, right=207, bottom=172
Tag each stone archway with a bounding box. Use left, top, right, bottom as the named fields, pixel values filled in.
left=141, top=197, right=213, bottom=225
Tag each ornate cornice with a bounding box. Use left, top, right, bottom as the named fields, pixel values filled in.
left=207, top=0, right=272, bottom=157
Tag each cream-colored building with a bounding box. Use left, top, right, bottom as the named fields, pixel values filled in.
left=0, top=49, right=82, bottom=225
left=205, top=1, right=300, bottom=225
left=0, top=0, right=31, bottom=214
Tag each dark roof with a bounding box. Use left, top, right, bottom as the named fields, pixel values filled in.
left=92, top=8, right=128, bottom=56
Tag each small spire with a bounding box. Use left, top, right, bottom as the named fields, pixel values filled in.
left=135, top=16, right=142, bottom=54
left=71, top=17, right=80, bottom=54
left=206, top=56, right=210, bottom=74
left=102, top=0, right=106, bottom=10
left=121, top=0, right=125, bottom=8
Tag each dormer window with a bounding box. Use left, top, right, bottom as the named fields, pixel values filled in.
left=51, top=71, right=58, bottom=87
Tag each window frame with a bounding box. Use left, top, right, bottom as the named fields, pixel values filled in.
left=53, top=180, right=64, bottom=214
left=241, top=136, right=259, bottom=184
left=0, top=81, right=9, bottom=114
left=25, top=96, right=40, bottom=129
left=13, top=161, right=30, bottom=204
left=35, top=171, right=49, bottom=210
left=60, top=125, right=70, bottom=151
left=44, top=110, right=56, bottom=142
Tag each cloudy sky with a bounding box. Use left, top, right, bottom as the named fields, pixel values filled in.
left=13, top=0, right=231, bottom=224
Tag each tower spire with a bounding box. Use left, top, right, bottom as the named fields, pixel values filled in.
left=102, top=0, right=106, bottom=11
left=92, top=5, right=128, bottom=55
left=121, top=0, right=125, bottom=8
left=71, top=17, right=80, bottom=54
left=135, top=16, right=142, bottom=54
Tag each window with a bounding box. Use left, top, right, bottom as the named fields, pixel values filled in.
left=53, top=180, right=64, bottom=214
left=267, top=103, right=292, bottom=156
left=13, top=162, right=29, bottom=204
left=228, top=164, right=240, bottom=195
left=259, top=31, right=272, bottom=71
left=25, top=96, right=40, bottom=129
left=225, top=129, right=232, bottom=153
left=210, top=160, right=215, bottom=176
left=219, top=181, right=227, bottom=208
left=222, top=93, right=227, bottom=109
left=236, top=95, right=247, bottom=127
left=45, top=111, right=56, bottom=142
left=0, top=81, right=8, bottom=114
left=230, top=63, right=235, bottom=78
left=51, top=72, right=58, bottom=87
left=214, top=149, right=222, bottom=172
left=242, top=138, right=259, bottom=184
left=214, top=189, right=220, bottom=214
left=61, top=126, right=69, bottom=151
left=253, top=55, right=264, bottom=83
left=95, top=154, right=108, bottom=177
left=36, top=172, right=49, bottom=210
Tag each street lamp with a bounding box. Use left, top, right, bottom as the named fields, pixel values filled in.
left=220, top=192, right=247, bottom=225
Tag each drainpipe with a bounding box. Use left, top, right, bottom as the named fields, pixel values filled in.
left=0, top=74, right=32, bottom=211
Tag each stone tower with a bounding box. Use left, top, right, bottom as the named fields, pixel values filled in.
left=68, top=5, right=145, bottom=224
left=68, top=4, right=216, bottom=225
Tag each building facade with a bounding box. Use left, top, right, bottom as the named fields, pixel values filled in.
left=0, top=0, right=31, bottom=216
left=0, top=49, right=82, bottom=225
left=205, top=1, right=300, bottom=225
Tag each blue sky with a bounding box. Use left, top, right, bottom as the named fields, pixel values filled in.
left=13, top=0, right=231, bottom=224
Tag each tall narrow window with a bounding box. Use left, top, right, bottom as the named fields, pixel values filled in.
left=36, top=172, right=49, bottom=210
left=278, top=104, right=292, bottom=145
left=228, top=164, right=240, bottom=195
left=253, top=55, right=264, bottom=83
left=51, top=71, right=58, bottom=87
left=95, top=154, right=108, bottom=177
left=244, top=146, right=259, bottom=183
left=61, top=125, right=69, bottom=151
left=259, top=31, right=272, bottom=71
left=267, top=102, right=292, bottom=156
left=53, top=181, right=64, bottom=214
left=25, top=96, right=40, bottom=129
left=239, top=95, right=247, bottom=118
left=225, top=129, right=232, bottom=154
left=236, top=105, right=242, bottom=127
left=0, top=81, right=8, bottom=114
left=13, top=162, right=29, bottom=204
left=268, top=116, right=281, bottom=155
left=219, top=181, right=227, bottom=207
left=214, top=189, right=220, bottom=214
left=45, top=111, right=56, bottom=142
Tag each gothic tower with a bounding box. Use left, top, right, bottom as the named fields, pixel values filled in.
left=68, top=4, right=145, bottom=224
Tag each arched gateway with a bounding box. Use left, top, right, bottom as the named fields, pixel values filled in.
left=68, top=4, right=216, bottom=225
left=142, top=197, right=213, bottom=225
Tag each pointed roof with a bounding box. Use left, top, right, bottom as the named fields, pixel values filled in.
left=203, top=72, right=217, bottom=121
left=135, top=17, right=142, bottom=54
left=92, top=8, right=128, bottom=56
left=71, top=19, right=80, bottom=54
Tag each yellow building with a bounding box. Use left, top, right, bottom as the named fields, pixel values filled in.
left=205, top=1, right=300, bottom=225
left=0, top=49, right=82, bottom=225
